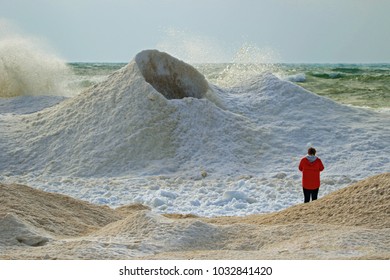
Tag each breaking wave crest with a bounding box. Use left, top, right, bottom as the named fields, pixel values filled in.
left=0, top=37, right=73, bottom=97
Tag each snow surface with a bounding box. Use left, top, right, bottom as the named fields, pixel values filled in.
left=1, top=49, right=389, bottom=217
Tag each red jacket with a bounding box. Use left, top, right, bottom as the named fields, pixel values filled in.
left=299, top=157, right=324, bottom=189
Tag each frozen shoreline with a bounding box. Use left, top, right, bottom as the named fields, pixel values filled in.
left=0, top=173, right=355, bottom=217
left=1, top=173, right=389, bottom=260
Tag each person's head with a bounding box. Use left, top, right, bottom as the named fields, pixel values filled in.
left=308, top=147, right=316, bottom=156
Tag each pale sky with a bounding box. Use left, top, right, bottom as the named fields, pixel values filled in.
left=1, top=0, right=389, bottom=63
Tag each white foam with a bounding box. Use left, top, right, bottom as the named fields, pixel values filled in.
left=284, top=73, right=306, bottom=82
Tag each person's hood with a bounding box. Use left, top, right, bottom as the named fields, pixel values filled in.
left=306, top=155, right=318, bottom=163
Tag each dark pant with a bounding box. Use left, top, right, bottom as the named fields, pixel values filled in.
left=303, top=188, right=319, bottom=203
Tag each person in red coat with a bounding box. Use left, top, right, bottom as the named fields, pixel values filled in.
left=299, top=147, right=325, bottom=203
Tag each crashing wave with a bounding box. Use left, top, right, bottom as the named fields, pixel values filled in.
left=0, top=37, right=72, bottom=97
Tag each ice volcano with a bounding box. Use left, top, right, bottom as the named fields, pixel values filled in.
left=1, top=50, right=258, bottom=177
left=1, top=49, right=389, bottom=180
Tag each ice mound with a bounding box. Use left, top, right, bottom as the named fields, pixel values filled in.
left=2, top=54, right=179, bottom=176
left=135, top=50, right=209, bottom=99
left=0, top=49, right=264, bottom=177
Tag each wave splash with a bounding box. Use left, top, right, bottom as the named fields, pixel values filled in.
left=0, top=36, right=73, bottom=97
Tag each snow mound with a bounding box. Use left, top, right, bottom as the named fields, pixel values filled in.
left=0, top=49, right=265, bottom=177
left=238, top=173, right=390, bottom=229
left=0, top=183, right=121, bottom=236
left=2, top=54, right=179, bottom=176
left=90, top=210, right=231, bottom=253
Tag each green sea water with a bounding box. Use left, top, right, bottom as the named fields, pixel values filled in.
left=278, top=63, right=390, bottom=109
left=68, top=63, right=390, bottom=109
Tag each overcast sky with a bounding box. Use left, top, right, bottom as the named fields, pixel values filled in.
left=1, top=0, right=389, bottom=63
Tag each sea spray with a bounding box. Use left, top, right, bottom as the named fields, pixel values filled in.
left=214, top=43, right=280, bottom=87
left=0, top=34, right=74, bottom=97
left=156, top=29, right=281, bottom=88
left=156, top=27, right=229, bottom=63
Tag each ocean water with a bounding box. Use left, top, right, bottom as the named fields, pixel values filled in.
left=279, top=63, right=390, bottom=109
left=69, top=62, right=390, bottom=109
left=1, top=49, right=389, bottom=217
